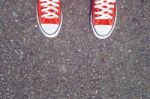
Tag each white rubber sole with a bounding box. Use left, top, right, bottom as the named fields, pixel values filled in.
left=91, top=4, right=117, bottom=39
left=36, top=7, right=63, bottom=38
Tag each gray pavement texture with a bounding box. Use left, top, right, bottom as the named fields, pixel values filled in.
left=0, top=0, right=150, bottom=99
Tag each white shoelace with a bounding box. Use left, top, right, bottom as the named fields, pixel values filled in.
left=40, top=0, right=59, bottom=19
left=94, top=0, right=115, bottom=20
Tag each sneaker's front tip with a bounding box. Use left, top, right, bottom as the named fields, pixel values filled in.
left=40, top=24, right=60, bottom=38
left=37, top=0, right=62, bottom=38
left=91, top=0, right=117, bottom=39
left=93, top=25, right=114, bottom=39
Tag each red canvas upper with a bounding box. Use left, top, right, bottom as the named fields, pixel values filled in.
left=37, top=0, right=61, bottom=24
left=92, top=0, right=116, bottom=25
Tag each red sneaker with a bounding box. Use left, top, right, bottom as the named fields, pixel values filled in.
left=37, top=0, right=62, bottom=38
left=91, top=0, right=117, bottom=39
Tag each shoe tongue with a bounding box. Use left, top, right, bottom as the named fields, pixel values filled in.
left=52, top=0, right=59, bottom=2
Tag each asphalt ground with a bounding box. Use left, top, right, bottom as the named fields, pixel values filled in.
left=0, top=0, right=150, bottom=99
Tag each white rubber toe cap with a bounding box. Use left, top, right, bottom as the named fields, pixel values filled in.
left=93, top=25, right=113, bottom=39
left=40, top=24, right=60, bottom=38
